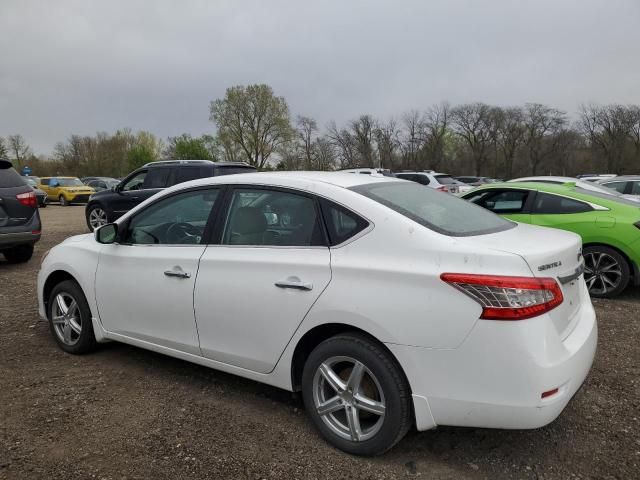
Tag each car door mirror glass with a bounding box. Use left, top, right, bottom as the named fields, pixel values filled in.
left=96, top=223, right=118, bottom=244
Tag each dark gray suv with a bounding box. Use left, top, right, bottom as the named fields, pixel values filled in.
left=0, top=160, right=41, bottom=263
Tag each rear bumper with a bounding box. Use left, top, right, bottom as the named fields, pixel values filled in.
left=0, top=212, right=41, bottom=249
left=388, top=296, right=597, bottom=431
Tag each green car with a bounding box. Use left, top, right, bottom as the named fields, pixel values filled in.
left=461, top=182, right=640, bottom=298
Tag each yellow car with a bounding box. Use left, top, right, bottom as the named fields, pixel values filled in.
left=39, top=177, right=95, bottom=206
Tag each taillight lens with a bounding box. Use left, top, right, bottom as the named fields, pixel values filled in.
left=436, top=186, right=448, bottom=192
left=16, top=191, right=37, bottom=208
left=440, top=273, right=563, bottom=320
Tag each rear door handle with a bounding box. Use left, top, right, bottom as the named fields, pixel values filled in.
left=275, top=277, right=313, bottom=291
left=164, top=269, right=191, bottom=279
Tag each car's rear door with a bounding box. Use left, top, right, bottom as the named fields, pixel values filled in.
left=193, top=186, right=331, bottom=374
left=95, top=187, right=223, bottom=353
left=529, top=191, right=596, bottom=234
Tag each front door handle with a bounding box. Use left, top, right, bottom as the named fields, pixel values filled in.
left=164, top=268, right=191, bottom=279
left=275, top=277, right=313, bottom=291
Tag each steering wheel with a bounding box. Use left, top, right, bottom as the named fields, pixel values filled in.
left=166, top=222, right=202, bottom=244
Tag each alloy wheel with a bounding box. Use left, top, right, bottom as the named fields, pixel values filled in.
left=88, top=207, right=108, bottom=230
left=51, top=293, right=82, bottom=346
left=312, top=356, right=386, bottom=442
left=583, top=251, right=622, bottom=296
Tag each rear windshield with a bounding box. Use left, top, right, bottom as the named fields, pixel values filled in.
left=350, top=181, right=515, bottom=236
left=434, top=174, right=456, bottom=184
left=0, top=161, right=27, bottom=188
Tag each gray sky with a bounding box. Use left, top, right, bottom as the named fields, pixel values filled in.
left=1, top=0, right=639, bottom=155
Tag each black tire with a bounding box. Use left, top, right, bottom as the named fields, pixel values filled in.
left=59, top=195, right=69, bottom=206
left=86, top=204, right=108, bottom=231
left=47, top=280, right=97, bottom=354
left=583, top=245, right=630, bottom=298
left=3, top=244, right=34, bottom=263
left=302, top=333, right=412, bottom=456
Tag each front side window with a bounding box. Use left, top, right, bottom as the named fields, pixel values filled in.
left=532, top=192, right=593, bottom=214
left=631, top=182, right=640, bottom=195
left=222, top=188, right=323, bottom=246
left=56, top=178, right=84, bottom=187
left=353, top=182, right=514, bottom=237
left=123, top=188, right=220, bottom=245
left=122, top=171, right=147, bottom=191
left=466, top=189, right=529, bottom=214
left=434, top=174, right=455, bottom=185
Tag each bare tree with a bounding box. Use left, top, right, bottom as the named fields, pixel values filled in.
left=450, top=103, right=495, bottom=175
left=314, top=136, right=336, bottom=170
left=327, top=121, right=357, bottom=169
left=422, top=103, right=450, bottom=172
left=494, top=107, right=526, bottom=179
left=296, top=116, right=318, bottom=170
left=7, top=134, right=31, bottom=168
left=374, top=118, right=400, bottom=169
left=400, top=110, right=424, bottom=170
left=579, top=104, right=634, bottom=173
left=628, top=105, right=640, bottom=161
left=0, top=137, right=8, bottom=161
left=523, top=103, right=566, bottom=175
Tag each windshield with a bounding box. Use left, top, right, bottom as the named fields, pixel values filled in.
left=434, top=174, right=456, bottom=184
left=574, top=188, right=640, bottom=207
left=56, top=178, right=84, bottom=187
left=105, top=179, right=120, bottom=187
left=350, top=181, right=515, bottom=236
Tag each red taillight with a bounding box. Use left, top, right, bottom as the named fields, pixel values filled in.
left=16, top=191, right=37, bottom=208
left=541, top=388, right=559, bottom=399
left=440, top=273, right=563, bottom=320
left=436, top=186, right=448, bottom=192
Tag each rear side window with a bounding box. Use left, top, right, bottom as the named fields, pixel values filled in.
left=352, top=182, right=514, bottom=237
left=467, top=189, right=529, bottom=214
left=397, top=173, right=430, bottom=185
left=532, top=192, right=593, bottom=214
left=175, top=167, right=209, bottom=184
left=143, top=168, right=171, bottom=189
left=320, top=199, right=369, bottom=246
left=40, top=178, right=50, bottom=186
left=0, top=162, right=27, bottom=188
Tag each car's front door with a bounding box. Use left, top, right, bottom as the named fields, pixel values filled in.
left=193, top=187, right=332, bottom=373
left=95, top=187, right=222, bottom=354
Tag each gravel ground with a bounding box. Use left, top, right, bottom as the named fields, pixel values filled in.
left=0, top=205, right=639, bottom=480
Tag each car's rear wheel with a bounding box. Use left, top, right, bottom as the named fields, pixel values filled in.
left=59, top=195, right=69, bottom=206
left=3, top=244, right=34, bottom=263
left=47, top=280, right=97, bottom=354
left=302, top=333, right=412, bottom=456
left=583, top=245, right=629, bottom=298
left=86, top=205, right=108, bottom=231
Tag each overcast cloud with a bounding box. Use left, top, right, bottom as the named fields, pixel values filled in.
left=1, top=0, right=639, bottom=154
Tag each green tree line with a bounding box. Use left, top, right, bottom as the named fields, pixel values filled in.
left=2, top=84, right=640, bottom=178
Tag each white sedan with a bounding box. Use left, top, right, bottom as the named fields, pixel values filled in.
left=38, top=172, right=597, bottom=455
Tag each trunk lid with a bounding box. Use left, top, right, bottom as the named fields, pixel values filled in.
left=462, top=223, right=584, bottom=338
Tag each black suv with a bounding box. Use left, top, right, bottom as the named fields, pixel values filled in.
left=0, top=160, right=41, bottom=263
left=85, top=160, right=256, bottom=230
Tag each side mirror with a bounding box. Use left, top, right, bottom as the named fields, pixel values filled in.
left=95, top=223, right=118, bottom=244
left=113, top=183, right=122, bottom=192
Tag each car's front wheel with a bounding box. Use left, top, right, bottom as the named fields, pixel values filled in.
left=47, top=280, right=97, bottom=354
left=302, top=333, right=412, bottom=456
left=59, top=195, right=69, bottom=206
left=86, top=205, right=108, bottom=231
left=583, top=245, right=630, bottom=298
